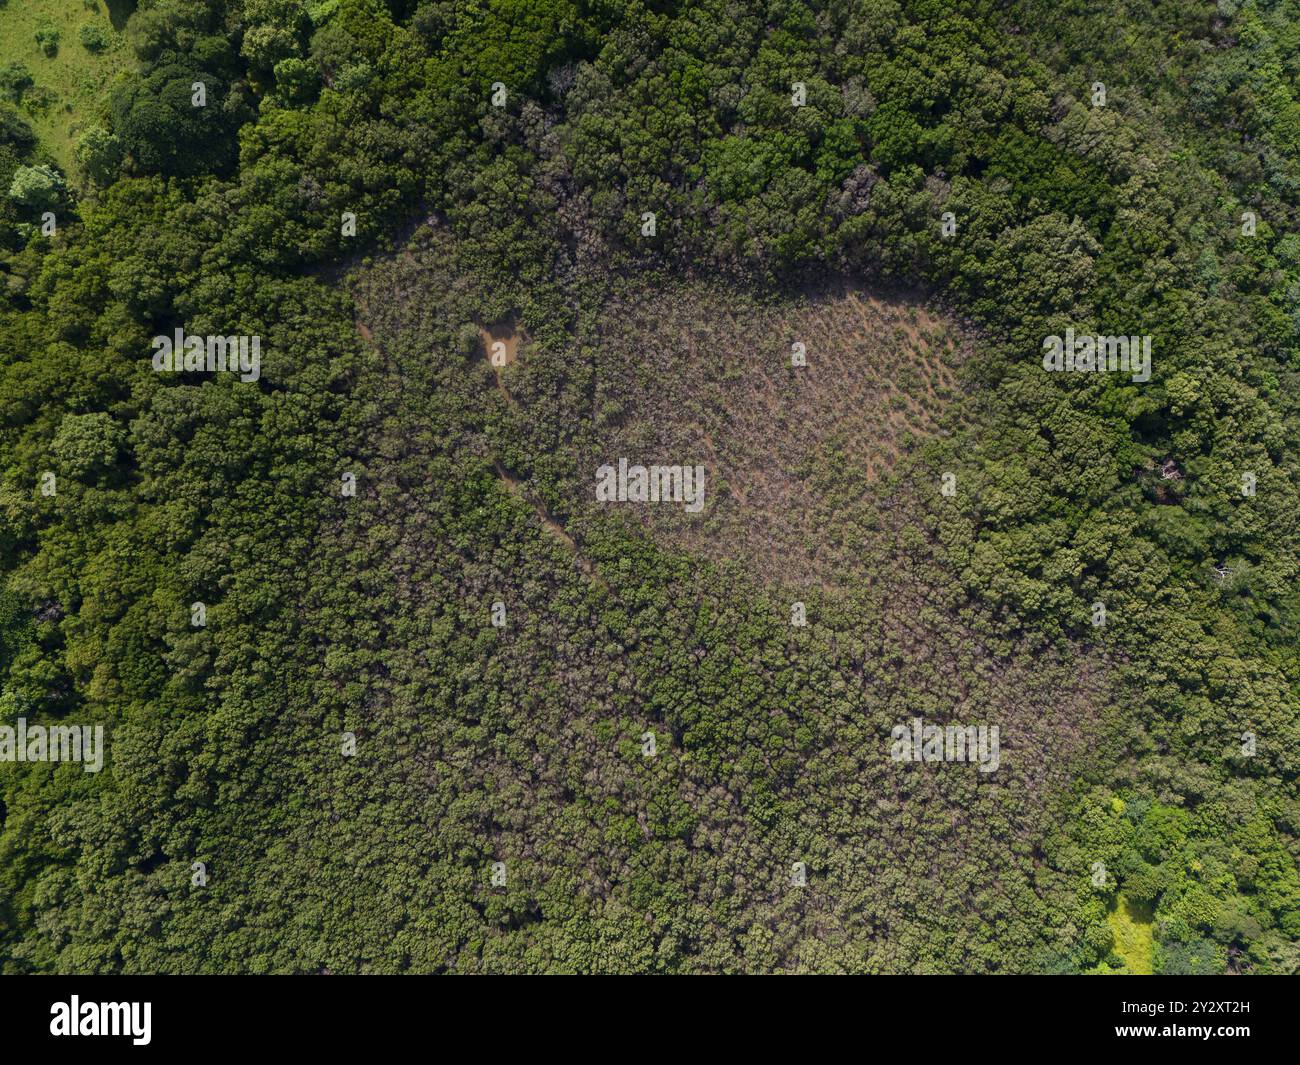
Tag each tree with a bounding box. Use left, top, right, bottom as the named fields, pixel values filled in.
left=74, top=126, right=125, bottom=186
left=7, top=165, right=64, bottom=212
left=52, top=413, right=124, bottom=481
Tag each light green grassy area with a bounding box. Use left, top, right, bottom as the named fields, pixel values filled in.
left=1104, top=895, right=1156, bottom=975
left=0, top=0, right=134, bottom=176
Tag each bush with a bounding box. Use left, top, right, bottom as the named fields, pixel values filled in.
left=0, top=62, right=33, bottom=104
left=34, top=25, right=61, bottom=58
left=79, top=22, right=110, bottom=53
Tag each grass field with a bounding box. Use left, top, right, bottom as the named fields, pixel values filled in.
left=0, top=0, right=134, bottom=175
left=1106, top=896, right=1156, bottom=975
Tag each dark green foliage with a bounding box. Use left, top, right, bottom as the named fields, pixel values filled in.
left=107, top=53, right=247, bottom=176
left=977, top=127, right=1116, bottom=231
left=0, top=63, right=34, bottom=105
left=0, top=106, right=35, bottom=151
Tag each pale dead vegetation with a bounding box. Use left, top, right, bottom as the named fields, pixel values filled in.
left=581, top=280, right=971, bottom=588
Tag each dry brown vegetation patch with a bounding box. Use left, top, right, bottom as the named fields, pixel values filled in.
left=582, top=280, right=971, bottom=588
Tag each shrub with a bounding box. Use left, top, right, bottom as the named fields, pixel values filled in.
left=79, top=22, right=110, bottom=53
left=0, top=62, right=33, bottom=104
left=34, top=25, right=61, bottom=58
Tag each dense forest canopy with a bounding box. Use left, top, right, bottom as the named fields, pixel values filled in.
left=0, top=0, right=1297, bottom=973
